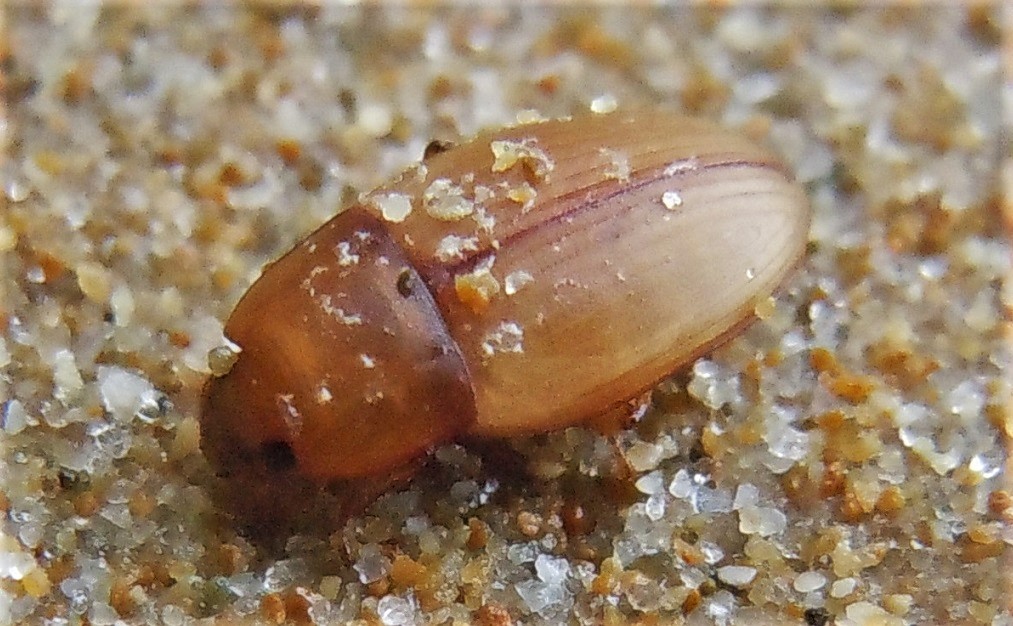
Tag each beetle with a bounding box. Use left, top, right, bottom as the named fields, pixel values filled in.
left=200, top=110, right=810, bottom=531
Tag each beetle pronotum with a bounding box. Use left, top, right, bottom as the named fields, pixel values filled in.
left=200, top=111, right=810, bottom=531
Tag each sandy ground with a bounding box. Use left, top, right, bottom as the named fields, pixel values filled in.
left=1, top=4, right=1009, bottom=625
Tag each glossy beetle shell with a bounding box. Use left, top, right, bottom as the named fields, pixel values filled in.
left=200, top=111, right=810, bottom=526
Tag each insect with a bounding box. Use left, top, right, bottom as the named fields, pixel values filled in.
left=200, top=111, right=810, bottom=532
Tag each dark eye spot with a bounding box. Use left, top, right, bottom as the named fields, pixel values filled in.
left=261, top=440, right=296, bottom=472
left=423, top=139, right=453, bottom=161
left=396, top=269, right=413, bottom=297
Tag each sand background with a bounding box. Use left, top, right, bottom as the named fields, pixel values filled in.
left=1, top=4, right=1009, bottom=625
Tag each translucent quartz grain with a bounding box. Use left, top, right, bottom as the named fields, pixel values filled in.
left=377, top=594, right=417, bottom=626
left=794, top=571, right=827, bottom=593
left=717, top=565, right=757, bottom=587
left=738, top=506, right=788, bottom=536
